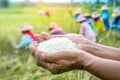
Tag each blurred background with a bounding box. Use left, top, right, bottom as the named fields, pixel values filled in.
left=0, top=0, right=120, bottom=80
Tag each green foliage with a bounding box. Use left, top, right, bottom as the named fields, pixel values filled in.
left=0, top=8, right=23, bottom=14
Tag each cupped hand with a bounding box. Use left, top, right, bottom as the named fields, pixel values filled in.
left=30, top=43, right=84, bottom=74
left=35, top=32, right=93, bottom=50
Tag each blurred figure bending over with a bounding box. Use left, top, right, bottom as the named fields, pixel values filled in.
left=84, top=13, right=97, bottom=36
left=101, top=5, right=110, bottom=30
left=77, top=15, right=96, bottom=42
left=38, top=10, right=50, bottom=17
left=16, top=24, right=36, bottom=49
left=92, top=12, right=105, bottom=33
left=111, top=8, right=120, bottom=39
left=49, top=22, right=67, bottom=35
left=73, top=8, right=82, bottom=19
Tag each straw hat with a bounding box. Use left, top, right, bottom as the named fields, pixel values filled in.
left=49, top=22, right=58, bottom=31
left=77, top=15, right=86, bottom=22
left=101, top=5, right=108, bottom=10
left=75, top=8, right=82, bottom=14
left=38, top=10, right=44, bottom=14
left=112, top=9, right=120, bottom=17
left=91, top=12, right=100, bottom=18
left=84, top=13, right=90, bottom=17
left=19, top=24, right=33, bottom=31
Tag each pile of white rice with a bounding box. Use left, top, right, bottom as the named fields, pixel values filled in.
left=37, top=38, right=78, bottom=53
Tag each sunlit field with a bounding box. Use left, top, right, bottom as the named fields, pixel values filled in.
left=0, top=4, right=120, bottom=80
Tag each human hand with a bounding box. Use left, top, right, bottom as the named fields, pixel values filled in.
left=35, top=32, right=93, bottom=50
left=30, top=43, right=84, bottom=74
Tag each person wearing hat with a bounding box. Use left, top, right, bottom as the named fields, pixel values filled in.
left=48, top=22, right=66, bottom=35
left=91, top=7, right=97, bottom=12
left=45, top=11, right=50, bottom=17
left=73, top=8, right=82, bottom=19
left=101, top=5, right=110, bottom=30
left=92, top=12, right=105, bottom=33
left=77, top=15, right=96, bottom=42
left=111, top=8, right=120, bottom=38
left=84, top=13, right=97, bottom=36
left=38, top=10, right=45, bottom=16
left=16, top=24, right=36, bottom=49
left=38, top=10, right=50, bottom=17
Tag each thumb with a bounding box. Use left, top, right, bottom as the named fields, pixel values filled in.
left=30, top=44, right=38, bottom=56
left=41, top=52, right=63, bottom=63
left=41, top=32, right=52, bottom=40
left=76, top=44, right=85, bottom=50
left=35, top=34, right=44, bottom=43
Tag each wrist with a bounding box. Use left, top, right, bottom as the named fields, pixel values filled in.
left=76, top=50, right=96, bottom=70
left=75, top=50, right=91, bottom=69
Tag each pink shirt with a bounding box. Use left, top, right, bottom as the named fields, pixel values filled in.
left=80, top=22, right=96, bottom=42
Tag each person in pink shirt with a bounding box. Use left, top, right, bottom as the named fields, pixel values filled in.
left=48, top=22, right=67, bottom=35
left=77, top=15, right=96, bottom=42
left=45, top=11, right=50, bottom=17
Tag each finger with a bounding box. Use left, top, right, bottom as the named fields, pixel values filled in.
left=78, top=34, right=85, bottom=38
left=30, top=44, right=38, bottom=56
left=35, top=34, right=44, bottom=43
left=36, top=52, right=70, bottom=74
left=35, top=53, right=56, bottom=69
left=42, top=54, right=57, bottom=63
left=35, top=51, right=55, bottom=62
left=36, top=60, right=52, bottom=69
left=47, top=63, right=61, bottom=74
left=41, top=51, right=67, bottom=63
left=41, top=32, right=52, bottom=40
left=32, top=42, right=39, bottom=47
left=36, top=60, right=61, bottom=74
left=76, top=43, right=85, bottom=50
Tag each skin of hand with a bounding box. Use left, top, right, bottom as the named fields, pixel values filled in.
left=81, top=40, right=120, bottom=61
left=35, top=32, right=120, bottom=61
left=36, top=32, right=120, bottom=61
left=30, top=33, right=120, bottom=80
left=30, top=43, right=120, bottom=80
left=30, top=32, right=120, bottom=80
left=30, top=43, right=86, bottom=74
left=30, top=32, right=89, bottom=74
left=35, top=32, right=94, bottom=50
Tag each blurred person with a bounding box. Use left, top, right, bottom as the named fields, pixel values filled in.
left=38, top=10, right=50, bottom=17
left=111, top=8, right=120, bottom=39
left=30, top=32, right=120, bottom=80
left=16, top=24, right=36, bottom=49
left=48, top=22, right=66, bottom=35
left=38, top=10, right=45, bottom=16
left=91, top=7, right=97, bottom=13
left=92, top=12, right=105, bottom=33
left=77, top=15, right=96, bottom=42
left=73, top=8, right=82, bottom=19
left=101, top=5, right=110, bottom=30
left=45, top=11, right=50, bottom=17
left=84, top=13, right=97, bottom=36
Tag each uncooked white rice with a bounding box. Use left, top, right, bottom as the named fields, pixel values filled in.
left=37, top=38, right=78, bottom=53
